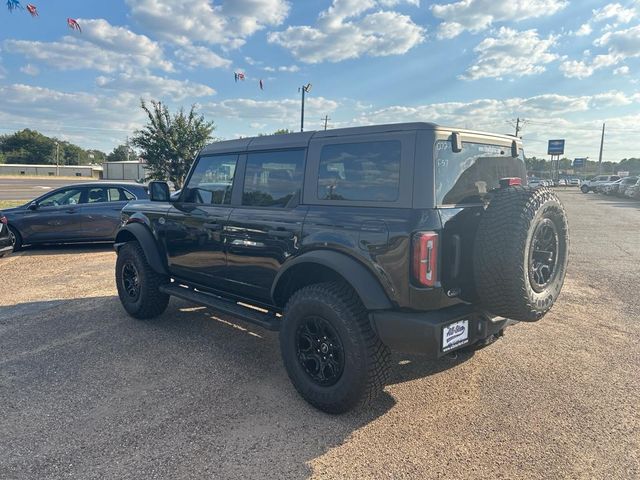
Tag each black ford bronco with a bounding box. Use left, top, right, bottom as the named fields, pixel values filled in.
left=114, top=123, right=569, bottom=413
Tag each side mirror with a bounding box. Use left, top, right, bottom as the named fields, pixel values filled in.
left=511, top=140, right=519, bottom=158
left=149, top=181, right=171, bottom=202
left=28, top=201, right=38, bottom=211
left=451, top=132, right=463, bottom=153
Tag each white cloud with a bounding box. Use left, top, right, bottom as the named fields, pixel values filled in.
left=96, top=72, right=216, bottom=101
left=19, top=64, right=40, bottom=76
left=575, top=23, right=593, bottom=36
left=3, top=19, right=173, bottom=74
left=268, top=0, right=424, bottom=63
left=202, top=97, right=339, bottom=130
left=592, top=3, right=636, bottom=24
left=431, top=0, right=568, bottom=39
left=462, top=28, right=559, bottom=80
left=0, top=84, right=144, bottom=150
left=562, top=24, right=640, bottom=78
left=614, top=65, right=630, bottom=75
left=125, top=0, right=290, bottom=48
left=174, top=45, right=232, bottom=69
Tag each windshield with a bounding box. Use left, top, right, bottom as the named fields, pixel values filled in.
left=435, top=140, right=526, bottom=205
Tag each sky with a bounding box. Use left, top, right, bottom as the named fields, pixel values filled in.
left=1, top=0, right=639, bottom=162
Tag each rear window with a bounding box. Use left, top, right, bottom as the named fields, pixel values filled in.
left=317, top=140, right=401, bottom=202
left=435, top=141, right=526, bottom=205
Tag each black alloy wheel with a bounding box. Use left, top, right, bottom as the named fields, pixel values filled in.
left=121, top=262, right=141, bottom=300
left=528, top=218, right=560, bottom=292
left=296, top=316, right=345, bottom=386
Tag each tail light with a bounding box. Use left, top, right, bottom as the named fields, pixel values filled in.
left=0, top=216, right=7, bottom=225
left=500, top=177, right=522, bottom=187
left=412, top=232, right=438, bottom=287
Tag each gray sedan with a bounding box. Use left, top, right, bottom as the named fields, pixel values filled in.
left=4, top=182, right=148, bottom=250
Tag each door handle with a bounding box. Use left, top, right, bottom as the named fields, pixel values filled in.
left=66, top=208, right=77, bottom=214
left=203, top=223, right=222, bottom=231
left=268, top=230, right=291, bottom=238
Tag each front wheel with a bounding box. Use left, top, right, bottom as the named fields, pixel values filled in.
left=115, top=242, right=170, bottom=319
left=8, top=226, right=22, bottom=251
left=280, top=282, right=390, bottom=414
left=581, top=185, right=590, bottom=193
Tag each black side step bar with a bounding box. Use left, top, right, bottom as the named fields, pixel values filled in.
left=159, top=283, right=280, bottom=331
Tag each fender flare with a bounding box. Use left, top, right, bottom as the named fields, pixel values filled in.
left=114, top=222, right=168, bottom=275
left=271, top=250, right=393, bottom=310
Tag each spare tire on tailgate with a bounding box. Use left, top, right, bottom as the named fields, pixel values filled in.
left=473, top=186, right=569, bottom=321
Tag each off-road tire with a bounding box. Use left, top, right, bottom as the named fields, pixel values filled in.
left=474, top=186, right=569, bottom=322
left=116, top=241, right=170, bottom=319
left=280, top=282, right=390, bottom=414
left=8, top=225, right=22, bottom=251
left=580, top=184, right=590, bottom=193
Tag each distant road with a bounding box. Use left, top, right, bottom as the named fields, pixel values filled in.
left=0, top=177, right=137, bottom=201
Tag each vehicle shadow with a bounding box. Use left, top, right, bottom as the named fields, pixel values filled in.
left=1, top=294, right=473, bottom=479
left=15, top=242, right=114, bottom=256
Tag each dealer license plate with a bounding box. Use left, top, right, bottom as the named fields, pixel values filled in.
left=442, top=320, right=469, bottom=352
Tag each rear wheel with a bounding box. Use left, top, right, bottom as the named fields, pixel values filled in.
left=8, top=226, right=22, bottom=251
left=280, top=282, right=390, bottom=414
left=474, top=186, right=569, bottom=322
left=116, top=241, right=170, bottom=319
left=581, top=184, right=590, bottom=193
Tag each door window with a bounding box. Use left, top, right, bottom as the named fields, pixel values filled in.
left=87, top=187, right=109, bottom=203
left=317, top=141, right=401, bottom=202
left=39, top=188, right=84, bottom=207
left=243, top=150, right=305, bottom=208
left=183, top=154, right=238, bottom=205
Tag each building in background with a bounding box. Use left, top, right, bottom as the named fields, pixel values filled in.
left=102, top=161, right=148, bottom=181
left=0, top=164, right=100, bottom=177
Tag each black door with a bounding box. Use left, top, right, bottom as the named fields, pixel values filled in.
left=20, top=186, right=86, bottom=243
left=164, top=154, right=239, bottom=287
left=225, top=149, right=307, bottom=303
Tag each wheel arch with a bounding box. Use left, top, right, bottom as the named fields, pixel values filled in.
left=115, top=223, right=168, bottom=275
left=271, top=250, right=393, bottom=311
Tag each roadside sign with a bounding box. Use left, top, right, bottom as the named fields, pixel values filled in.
left=548, top=139, right=565, bottom=155
left=573, top=157, right=586, bottom=167
left=618, top=171, right=630, bottom=177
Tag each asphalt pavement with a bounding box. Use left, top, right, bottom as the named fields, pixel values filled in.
left=0, top=189, right=638, bottom=479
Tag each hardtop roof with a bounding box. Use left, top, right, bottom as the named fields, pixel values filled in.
left=200, top=122, right=521, bottom=155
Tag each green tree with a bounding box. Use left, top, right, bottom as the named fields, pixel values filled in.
left=0, top=129, right=56, bottom=164
left=132, top=100, right=215, bottom=189
left=107, top=144, right=137, bottom=162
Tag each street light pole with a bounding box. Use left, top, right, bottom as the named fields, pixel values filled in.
left=299, top=83, right=312, bottom=132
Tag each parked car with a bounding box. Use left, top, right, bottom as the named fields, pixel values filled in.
left=0, top=212, right=13, bottom=258
left=624, top=179, right=640, bottom=199
left=600, top=178, right=623, bottom=194
left=615, top=176, right=639, bottom=197
left=558, top=179, right=567, bottom=186
left=113, top=123, right=569, bottom=413
left=581, top=175, right=620, bottom=193
left=528, top=178, right=543, bottom=187
left=4, top=182, right=148, bottom=250
left=569, top=178, right=580, bottom=187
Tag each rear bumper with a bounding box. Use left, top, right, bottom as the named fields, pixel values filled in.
left=370, top=304, right=510, bottom=359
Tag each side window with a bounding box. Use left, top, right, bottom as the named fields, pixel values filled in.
left=87, top=187, right=108, bottom=203
left=118, top=189, right=136, bottom=201
left=184, top=154, right=238, bottom=205
left=39, top=188, right=84, bottom=207
left=243, top=150, right=305, bottom=208
left=317, top=141, right=401, bottom=202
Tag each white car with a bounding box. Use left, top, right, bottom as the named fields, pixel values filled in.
left=528, top=178, right=543, bottom=187
left=581, top=175, right=620, bottom=193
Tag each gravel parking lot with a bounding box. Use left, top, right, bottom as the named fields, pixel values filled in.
left=1, top=189, right=638, bottom=479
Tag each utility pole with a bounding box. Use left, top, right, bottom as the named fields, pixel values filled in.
left=298, top=83, right=312, bottom=132
left=515, top=117, right=521, bottom=137
left=55, top=141, right=59, bottom=176
left=598, top=123, right=605, bottom=173
left=321, top=115, right=330, bottom=131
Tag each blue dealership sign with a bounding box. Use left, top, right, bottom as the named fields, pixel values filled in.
left=573, top=157, right=586, bottom=167
left=548, top=139, right=565, bottom=155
